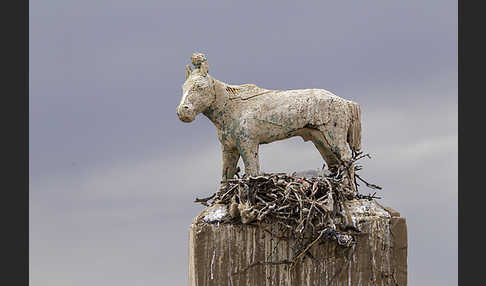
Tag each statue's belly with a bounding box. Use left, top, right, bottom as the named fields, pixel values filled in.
left=247, top=90, right=335, bottom=143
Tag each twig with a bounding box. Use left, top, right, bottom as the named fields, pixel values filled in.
left=289, top=230, right=324, bottom=271
left=194, top=193, right=216, bottom=205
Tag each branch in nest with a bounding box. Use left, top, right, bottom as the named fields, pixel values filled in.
left=290, top=229, right=325, bottom=271
left=194, top=193, right=216, bottom=206
left=355, top=174, right=382, bottom=190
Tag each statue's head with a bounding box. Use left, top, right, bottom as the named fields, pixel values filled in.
left=177, top=53, right=214, bottom=123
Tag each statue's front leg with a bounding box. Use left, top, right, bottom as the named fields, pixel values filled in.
left=222, top=146, right=240, bottom=181
left=239, top=142, right=260, bottom=177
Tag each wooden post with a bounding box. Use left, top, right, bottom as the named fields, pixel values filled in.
left=188, top=199, right=407, bottom=285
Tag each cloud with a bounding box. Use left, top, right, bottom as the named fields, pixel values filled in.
left=29, top=0, right=457, bottom=284
left=31, top=84, right=457, bottom=285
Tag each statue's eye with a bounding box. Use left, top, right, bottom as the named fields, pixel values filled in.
left=195, top=84, right=205, bottom=90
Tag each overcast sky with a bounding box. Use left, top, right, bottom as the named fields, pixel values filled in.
left=30, top=1, right=457, bottom=285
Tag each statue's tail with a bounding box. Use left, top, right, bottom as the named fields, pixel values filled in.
left=347, top=101, right=362, bottom=153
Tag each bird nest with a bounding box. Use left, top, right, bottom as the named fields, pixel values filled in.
left=194, top=153, right=382, bottom=269
left=197, top=153, right=379, bottom=232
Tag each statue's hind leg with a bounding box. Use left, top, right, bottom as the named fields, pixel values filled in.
left=312, top=127, right=356, bottom=192
left=307, top=129, right=341, bottom=173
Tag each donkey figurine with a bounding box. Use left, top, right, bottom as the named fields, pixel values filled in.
left=177, top=53, right=362, bottom=187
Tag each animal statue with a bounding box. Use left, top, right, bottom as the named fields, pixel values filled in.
left=177, top=53, right=362, bottom=188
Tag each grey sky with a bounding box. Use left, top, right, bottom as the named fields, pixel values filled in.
left=30, top=0, right=457, bottom=285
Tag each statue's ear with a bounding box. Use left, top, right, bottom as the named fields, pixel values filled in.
left=185, top=65, right=192, bottom=79
left=200, top=61, right=209, bottom=77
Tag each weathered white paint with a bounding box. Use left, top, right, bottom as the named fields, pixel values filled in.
left=202, top=204, right=228, bottom=223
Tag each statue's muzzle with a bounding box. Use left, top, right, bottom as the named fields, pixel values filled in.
left=176, top=105, right=194, bottom=122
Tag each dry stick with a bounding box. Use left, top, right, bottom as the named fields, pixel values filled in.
left=305, top=202, right=316, bottom=232
left=194, top=193, right=216, bottom=205
left=289, top=230, right=325, bottom=271
left=310, top=181, right=319, bottom=197
left=355, top=174, right=382, bottom=190
left=277, top=220, right=293, bottom=229
left=220, top=184, right=238, bottom=200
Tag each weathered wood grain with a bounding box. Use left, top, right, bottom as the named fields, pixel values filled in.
left=189, top=200, right=407, bottom=286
